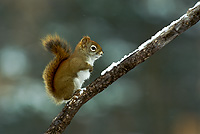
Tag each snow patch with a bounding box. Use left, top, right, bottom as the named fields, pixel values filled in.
left=189, top=1, right=200, bottom=11
left=80, top=88, right=87, bottom=95
left=101, top=6, right=193, bottom=75
left=63, top=99, right=70, bottom=104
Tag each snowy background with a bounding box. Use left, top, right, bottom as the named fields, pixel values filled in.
left=0, top=0, right=200, bottom=134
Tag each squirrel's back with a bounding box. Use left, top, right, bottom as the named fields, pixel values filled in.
left=42, top=35, right=71, bottom=99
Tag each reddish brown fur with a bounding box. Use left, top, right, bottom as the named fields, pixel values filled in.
left=42, top=35, right=103, bottom=104
left=42, top=35, right=71, bottom=103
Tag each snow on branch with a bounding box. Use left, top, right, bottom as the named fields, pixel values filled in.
left=101, top=1, right=200, bottom=75
left=45, top=2, right=200, bottom=134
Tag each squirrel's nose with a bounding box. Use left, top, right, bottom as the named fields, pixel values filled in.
left=99, top=51, right=103, bottom=55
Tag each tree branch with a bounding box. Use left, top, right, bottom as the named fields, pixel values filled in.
left=45, top=2, right=200, bottom=134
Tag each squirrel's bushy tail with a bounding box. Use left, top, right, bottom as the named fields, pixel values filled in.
left=42, top=34, right=71, bottom=58
left=42, top=34, right=71, bottom=103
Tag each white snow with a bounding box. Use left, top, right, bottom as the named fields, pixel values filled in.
left=100, top=2, right=198, bottom=75
left=79, top=88, right=87, bottom=95
left=62, top=88, right=86, bottom=103
left=63, top=99, right=70, bottom=104
left=189, top=1, right=200, bottom=11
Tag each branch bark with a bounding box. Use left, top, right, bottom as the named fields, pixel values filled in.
left=45, top=2, right=200, bottom=134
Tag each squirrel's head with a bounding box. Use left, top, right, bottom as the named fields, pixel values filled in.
left=77, top=36, right=103, bottom=59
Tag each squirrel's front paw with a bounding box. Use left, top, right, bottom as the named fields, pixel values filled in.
left=89, top=67, right=93, bottom=72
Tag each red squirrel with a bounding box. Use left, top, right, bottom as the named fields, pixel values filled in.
left=42, top=35, right=103, bottom=104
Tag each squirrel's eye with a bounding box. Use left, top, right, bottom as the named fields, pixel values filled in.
left=90, top=45, right=97, bottom=52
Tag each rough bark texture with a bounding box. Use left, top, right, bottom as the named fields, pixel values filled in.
left=45, top=2, right=200, bottom=134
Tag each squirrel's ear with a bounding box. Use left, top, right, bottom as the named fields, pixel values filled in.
left=81, top=36, right=91, bottom=47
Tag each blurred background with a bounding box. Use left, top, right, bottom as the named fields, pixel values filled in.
left=0, top=0, right=200, bottom=134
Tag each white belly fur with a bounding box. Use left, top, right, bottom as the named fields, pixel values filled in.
left=73, top=69, right=90, bottom=90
